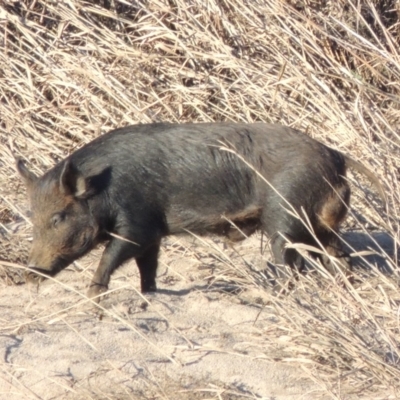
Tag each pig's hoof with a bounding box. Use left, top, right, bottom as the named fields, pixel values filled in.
left=141, top=281, right=157, bottom=293
left=87, top=283, right=108, bottom=303
left=24, top=270, right=46, bottom=285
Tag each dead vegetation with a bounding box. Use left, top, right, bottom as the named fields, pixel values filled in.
left=1, top=0, right=400, bottom=398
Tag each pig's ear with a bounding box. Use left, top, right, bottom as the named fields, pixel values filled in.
left=60, top=161, right=91, bottom=199
left=16, top=158, right=38, bottom=188
left=60, top=161, right=108, bottom=199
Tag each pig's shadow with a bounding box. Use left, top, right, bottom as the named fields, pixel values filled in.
left=265, top=231, right=397, bottom=278
left=156, top=285, right=241, bottom=297
left=342, top=231, right=397, bottom=274
left=157, top=231, right=398, bottom=297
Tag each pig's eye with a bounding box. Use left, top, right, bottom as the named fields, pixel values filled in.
left=51, top=212, right=66, bottom=227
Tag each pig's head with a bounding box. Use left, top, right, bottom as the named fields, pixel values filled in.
left=16, top=158, right=101, bottom=282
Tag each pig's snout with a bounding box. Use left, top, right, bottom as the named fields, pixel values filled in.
left=24, top=267, right=47, bottom=284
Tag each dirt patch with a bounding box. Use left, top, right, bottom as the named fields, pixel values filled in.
left=0, top=234, right=320, bottom=399
left=1, top=228, right=399, bottom=399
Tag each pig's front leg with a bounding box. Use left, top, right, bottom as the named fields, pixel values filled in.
left=87, top=236, right=161, bottom=302
left=87, top=238, right=139, bottom=301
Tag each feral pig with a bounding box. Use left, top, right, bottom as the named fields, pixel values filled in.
left=16, top=123, right=385, bottom=300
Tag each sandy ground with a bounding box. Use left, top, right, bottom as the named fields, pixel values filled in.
left=0, top=228, right=336, bottom=400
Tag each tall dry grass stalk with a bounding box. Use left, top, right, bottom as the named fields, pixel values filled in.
left=1, top=0, right=400, bottom=398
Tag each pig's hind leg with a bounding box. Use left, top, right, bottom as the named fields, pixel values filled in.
left=261, top=202, right=306, bottom=279
left=269, top=232, right=305, bottom=278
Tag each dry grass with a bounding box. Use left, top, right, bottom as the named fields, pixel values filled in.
left=1, top=0, right=400, bottom=398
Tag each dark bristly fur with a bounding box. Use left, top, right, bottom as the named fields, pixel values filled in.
left=16, top=123, right=385, bottom=301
